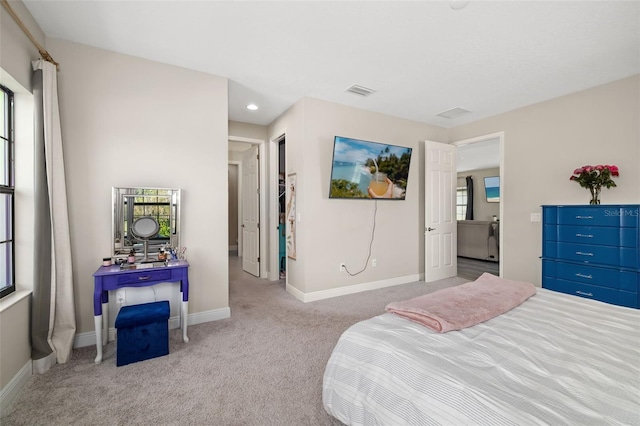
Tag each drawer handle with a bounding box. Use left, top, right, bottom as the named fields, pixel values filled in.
left=575, top=233, right=593, bottom=238
left=138, top=275, right=151, bottom=281
left=575, top=215, right=594, bottom=219
left=575, top=251, right=594, bottom=256
left=576, top=290, right=594, bottom=297
left=575, top=273, right=592, bottom=279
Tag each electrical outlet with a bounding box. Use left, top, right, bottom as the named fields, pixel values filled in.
left=116, top=289, right=126, bottom=304
left=339, top=263, right=346, bottom=272
left=372, top=259, right=377, bottom=267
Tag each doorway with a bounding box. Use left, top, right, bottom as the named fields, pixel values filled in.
left=453, top=132, right=504, bottom=279
left=277, top=136, right=286, bottom=280
left=228, top=136, right=267, bottom=278
left=228, top=163, right=239, bottom=255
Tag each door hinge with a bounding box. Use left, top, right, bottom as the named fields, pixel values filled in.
left=257, top=223, right=260, bottom=229
left=257, top=256, right=260, bottom=262
left=257, top=154, right=260, bottom=160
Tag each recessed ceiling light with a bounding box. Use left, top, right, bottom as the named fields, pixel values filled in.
left=246, top=104, right=259, bottom=111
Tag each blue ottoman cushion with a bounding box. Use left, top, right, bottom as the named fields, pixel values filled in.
left=115, top=300, right=170, bottom=366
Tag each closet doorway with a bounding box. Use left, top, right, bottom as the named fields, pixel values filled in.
left=268, top=132, right=288, bottom=282
left=276, top=136, right=286, bottom=280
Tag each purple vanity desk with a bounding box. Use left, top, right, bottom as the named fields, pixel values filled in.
left=92, top=260, right=189, bottom=364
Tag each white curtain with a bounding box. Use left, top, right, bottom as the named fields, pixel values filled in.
left=31, top=59, right=76, bottom=374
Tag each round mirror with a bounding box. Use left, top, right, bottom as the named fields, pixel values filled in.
left=131, top=217, right=159, bottom=239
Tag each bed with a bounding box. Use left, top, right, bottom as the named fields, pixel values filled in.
left=323, top=288, right=640, bottom=425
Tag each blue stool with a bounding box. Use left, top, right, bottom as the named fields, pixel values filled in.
left=115, top=300, right=170, bottom=366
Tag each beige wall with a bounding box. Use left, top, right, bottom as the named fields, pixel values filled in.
left=0, top=0, right=44, bottom=90
left=269, top=97, right=448, bottom=295
left=449, top=75, right=640, bottom=286
left=0, top=296, right=30, bottom=389
left=47, top=38, right=229, bottom=334
left=229, top=120, right=268, bottom=141
left=457, top=168, right=500, bottom=221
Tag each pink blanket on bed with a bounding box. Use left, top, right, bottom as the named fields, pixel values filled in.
left=385, top=273, right=536, bottom=333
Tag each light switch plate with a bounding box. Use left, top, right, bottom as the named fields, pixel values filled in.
left=530, top=213, right=541, bottom=222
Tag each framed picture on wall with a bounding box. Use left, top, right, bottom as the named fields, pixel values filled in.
left=286, top=173, right=297, bottom=260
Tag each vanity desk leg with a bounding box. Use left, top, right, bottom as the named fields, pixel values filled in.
left=102, top=302, right=109, bottom=345
left=182, top=300, right=189, bottom=342
left=94, top=314, right=103, bottom=364
left=93, top=282, right=108, bottom=364
left=93, top=302, right=108, bottom=363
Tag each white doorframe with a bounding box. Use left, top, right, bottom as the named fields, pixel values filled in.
left=268, top=129, right=286, bottom=282
left=452, top=131, right=505, bottom=277
left=228, top=160, right=242, bottom=256
left=229, top=135, right=267, bottom=278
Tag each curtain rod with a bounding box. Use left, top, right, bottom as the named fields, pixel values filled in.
left=1, top=0, right=59, bottom=70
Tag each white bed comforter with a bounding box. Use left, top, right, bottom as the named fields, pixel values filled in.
left=323, top=289, right=640, bottom=426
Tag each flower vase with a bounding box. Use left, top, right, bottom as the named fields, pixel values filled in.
left=589, top=185, right=601, bottom=205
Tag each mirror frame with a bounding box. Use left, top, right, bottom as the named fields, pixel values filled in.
left=112, top=187, right=181, bottom=257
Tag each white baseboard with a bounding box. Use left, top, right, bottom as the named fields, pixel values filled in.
left=287, top=274, right=422, bottom=303
left=0, top=360, right=32, bottom=415
left=73, top=307, right=231, bottom=348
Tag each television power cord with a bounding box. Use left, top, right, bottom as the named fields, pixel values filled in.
left=343, top=200, right=377, bottom=276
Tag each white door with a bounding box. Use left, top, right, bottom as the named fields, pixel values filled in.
left=242, top=145, right=260, bottom=276
left=424, top=141, right=457, bottom=282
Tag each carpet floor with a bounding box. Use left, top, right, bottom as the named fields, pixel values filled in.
left=1, top=257, right=468, bottom=426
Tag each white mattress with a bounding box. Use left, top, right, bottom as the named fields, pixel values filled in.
left=323, top=289, right=640, bottom=426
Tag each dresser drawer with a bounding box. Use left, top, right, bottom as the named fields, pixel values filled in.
left=117, top=269, right=171, bottom=285
left=555, top=206, right=640, bottom=227
left=556, top=225, right=639, bottom=248
left=556, top=242, right=639, bottom=268
left=543, top=260, right=639, bottom=292
left=543, top=277, right=638, bottom=308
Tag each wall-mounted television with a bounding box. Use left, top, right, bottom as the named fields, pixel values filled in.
left=484, top=176, right=500, bottom=203
left=329, top=136, right=412, bottom=200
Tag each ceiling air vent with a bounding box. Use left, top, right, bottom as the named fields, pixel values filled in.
left=436, top=107, right=472, bottom=119
left=345, top=84, right=376, bottom=97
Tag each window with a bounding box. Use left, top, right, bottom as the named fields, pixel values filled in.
left=456, top=187, right=467, bottom=221
left=0, top=85, right=15, bottom=298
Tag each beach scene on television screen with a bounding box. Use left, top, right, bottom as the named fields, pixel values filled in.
left=330, top=136, right=412, bottom=199
left=484, top=176, right=500, bottom=202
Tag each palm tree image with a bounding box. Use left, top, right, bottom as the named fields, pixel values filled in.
left=329, top=137, right=412, bottom=199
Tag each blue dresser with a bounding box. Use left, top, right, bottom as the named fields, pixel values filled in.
left=542, top=205, right=640, bottom=308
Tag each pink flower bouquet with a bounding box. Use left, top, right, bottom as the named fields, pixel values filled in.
left=569, top=164, right=619, bottom=205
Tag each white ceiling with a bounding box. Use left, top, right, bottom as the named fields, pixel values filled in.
left=22, top=1, right=640, bottom=128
